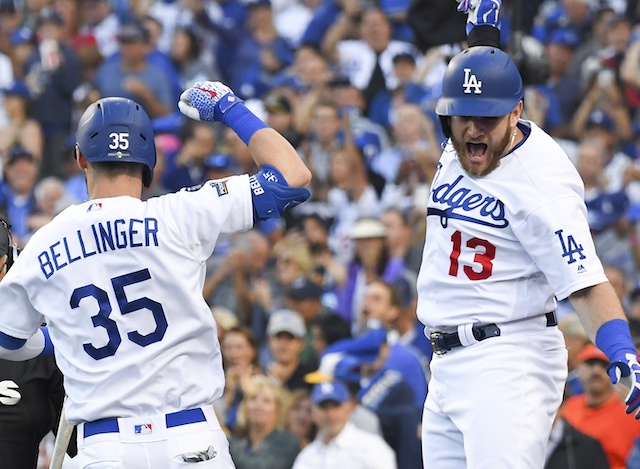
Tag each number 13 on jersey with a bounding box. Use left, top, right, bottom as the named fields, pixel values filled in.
left=448, top=230, right=496, bottom=280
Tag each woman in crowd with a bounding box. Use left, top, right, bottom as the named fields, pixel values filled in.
left=218, top=325, right=263, bottom=430
left=229, top=375, right=300, bottom=469
left=285, top=389, right=316, bottom=449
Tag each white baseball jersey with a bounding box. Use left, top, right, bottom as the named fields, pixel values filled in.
left=0, top=176, right=253, bottom=424
left=416, top=120, right=608, bottom=328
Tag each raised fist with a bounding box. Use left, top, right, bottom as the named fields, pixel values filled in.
left=178, top=81, right=244, bottom=123
left=608, top=353, right=640, bottom=419
left=456, top=0, right=501, bottom=32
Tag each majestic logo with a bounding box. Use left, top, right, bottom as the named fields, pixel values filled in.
left=463, top=68, right=482, bottom=94
left=0, top=380, right=20, bottom=405
left=555, top=229, right=586, bottom=264
left=428, top=175, right=508, bottom=228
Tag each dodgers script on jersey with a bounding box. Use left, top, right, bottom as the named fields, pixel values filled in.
left=0, top=175, right=253, bottom=424
left=416, top=120, right=608, bottom=328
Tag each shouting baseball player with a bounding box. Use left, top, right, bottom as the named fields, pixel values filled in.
left=0, top=82, right=311, bottom=467
left=418, top=1, right=640, bottom=468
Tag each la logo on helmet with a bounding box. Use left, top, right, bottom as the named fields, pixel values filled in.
left=463, top=68, right=482, bottom=94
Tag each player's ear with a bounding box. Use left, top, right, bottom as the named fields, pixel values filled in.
left=510, top=101, right=524, bottom=127
left=75, top=145, right=88, bottom=170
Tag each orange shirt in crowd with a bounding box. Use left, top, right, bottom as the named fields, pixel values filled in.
left=561, top=394, right=640, bottom=469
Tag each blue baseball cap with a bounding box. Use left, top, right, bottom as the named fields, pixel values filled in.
left=311, top=380, right=350, bottom=405
left=2, top=80, right=30, bottom=100
left=548, top=28, right=579, bottom=48
left=586, top=190, right=629, bottom=232
left=586, top=109, right=615, bottom=132
left=10, top=26, right=33, bottom=45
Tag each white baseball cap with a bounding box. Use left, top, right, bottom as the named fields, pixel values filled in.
left=349, top=218, right=387, bottom=239
left=267, top=309, right=305, bottom=338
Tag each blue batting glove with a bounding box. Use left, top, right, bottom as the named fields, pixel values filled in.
left=607, top=353, right=640, bottom=419
left=178, top=81, right=244, bottom=123
left=457, top=0, right=501, bottom=33
left=456, top=0, right=473, bottom=13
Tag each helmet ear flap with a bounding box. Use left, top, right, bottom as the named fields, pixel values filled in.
left=439, top=116, right=452, bottom=139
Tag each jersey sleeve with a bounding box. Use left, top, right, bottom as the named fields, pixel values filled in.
left=0, top=260, right=45, bottom=339
left=154, top=175, right=254, bottom=261
left=514, top=194, right=608, bottom=300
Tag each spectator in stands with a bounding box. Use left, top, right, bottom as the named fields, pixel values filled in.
left=574, top=138, right=608, bottom=203
left=532, top=0, right=593, bottom=45
left=327, top=147, right=383, bottom=264
left=557, top=314, right=590, bottom=398
left=304, top=352, right=383, bottom=436
left=285, top=276, right=328, bottom=367
left=292, top=380, right=397, bottom=469
left=298, top=100, right=342, bottom=202
left=322, top=7, right=420, bottom=116
left=203, top=229, right=272, bottom=338
left=23, top=8, right=80, bottom=179
left=297, top=213, right=345, bottom=297
left=336, top=218, right=405, bottom=331
left=8, top=26, right=35, bottom=80
left=0, top=145, right=39, bottom=246
left=560, top=344, right=640, bottom=469
left=573, top=89, right=633, bottom=147
left=229, top=375, right=300, bottom=469
left=285, top=389, right=316, bottom=449
left=264, top=93, right=302, bottom=147
left=268, top=235, right=316, bottom=309
left=264, top=309, right=315, bottom=392
left=77, top=0, right=120, bottom=59
left=232, top=0, right=294, bottom=99
left=380, top=207, right=423, bottom=275
left=27, top=176, right=74, bottom=233
left=179, top=0, right=246, bottom=86
left=170, top=25, right=220, bottom=90
left=219, top=325, right=263, bottom=431
left=587, top=191, right=638, bottom=282
left=311, top=313, right=351, bottom=358
left=544, top=414, right=609, bottom=469
left=163, top=120, right=217, bottom=192
left=545, top=28, right=583, bottom=137
left=0, top=79, right=42, bottom=162
left=93, top=20, right=173, bottom=118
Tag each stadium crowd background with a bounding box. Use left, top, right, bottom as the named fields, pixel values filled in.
left=1, top=0, right=640, bottom=467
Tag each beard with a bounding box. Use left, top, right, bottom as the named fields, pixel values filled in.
left=452, top=124, right=514, bottom=177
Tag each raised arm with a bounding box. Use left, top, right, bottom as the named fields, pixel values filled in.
left=178, top=81, right=311, bottom=187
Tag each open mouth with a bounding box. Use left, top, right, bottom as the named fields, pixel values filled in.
left=466, top=142, right=488, bottom=160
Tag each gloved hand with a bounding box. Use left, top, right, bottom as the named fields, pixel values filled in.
left=456, top=0, right=501, bottom=32
left=178, top=81, right=244, bottom=123
left=607, top=353, right=640, bottom=419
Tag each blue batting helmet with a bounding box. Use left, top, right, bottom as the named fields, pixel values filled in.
left=436, top=46, right=523, bottom=118
left=76, top=97, right=156, bottom=187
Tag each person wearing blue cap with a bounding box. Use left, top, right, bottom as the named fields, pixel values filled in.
left=292, top=380, right=396, bottom=469
left=0, top=80, right=43, bottom=163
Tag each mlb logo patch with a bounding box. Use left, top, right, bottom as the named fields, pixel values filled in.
left=87, top=202, right=102, bottom=212
left=134, top=423, right=153, bottom=434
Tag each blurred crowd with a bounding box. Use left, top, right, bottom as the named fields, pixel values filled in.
left=0, top=0, right=639, bottom=467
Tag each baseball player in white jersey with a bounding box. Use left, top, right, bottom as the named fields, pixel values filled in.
left=0, top=81, right=311, bottom=468
left=417, top=2, right=640, bottom=468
